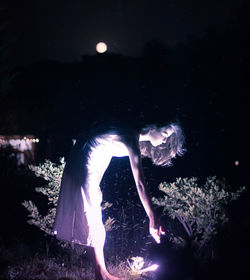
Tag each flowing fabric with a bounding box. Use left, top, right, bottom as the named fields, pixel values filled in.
left=53, top=132, right=131, bottom=248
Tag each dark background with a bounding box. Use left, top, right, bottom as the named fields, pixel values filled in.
left=0, top=0, right=249, bottom=279
left=1, top=0, right=245, bottom=67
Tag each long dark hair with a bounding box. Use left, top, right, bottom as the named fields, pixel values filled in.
left=139, top=122, right=186, bottom=166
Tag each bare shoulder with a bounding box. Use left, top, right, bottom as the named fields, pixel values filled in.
left=122, top=135, right=140, bottom=155
left=111, top=132, right=139, bottom=151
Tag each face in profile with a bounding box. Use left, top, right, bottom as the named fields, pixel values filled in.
left=149, top=127, right=174, bottom=147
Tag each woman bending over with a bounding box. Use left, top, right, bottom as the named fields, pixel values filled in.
left=54, top=122, right=185, bottom=280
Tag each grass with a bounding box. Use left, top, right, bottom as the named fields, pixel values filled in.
left=7, top=257, right=93, bottom=280
left=0, top=244, right=157, bottom=280
left=6, top=258, right=157, bottom=280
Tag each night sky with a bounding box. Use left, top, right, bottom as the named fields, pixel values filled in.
left=0, top=0, right=247, bottom=200
left=0, top=0, right=248, bottom=192
left=0, top=1, right=248, bottom=185
left=1, top=0, right=244, bottom=66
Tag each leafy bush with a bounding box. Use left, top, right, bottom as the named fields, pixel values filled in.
left=22, top=158, right=115, bottom=237
left=152, top=176, right=245, bottom=252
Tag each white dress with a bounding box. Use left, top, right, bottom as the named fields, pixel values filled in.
left=53, top=133, right=130, bottom=248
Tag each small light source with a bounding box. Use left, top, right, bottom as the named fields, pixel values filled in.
left=96, top=42, right=107, bottom=53
left=128, top=256, right=159, bottom=275
left=235, top=161, right=239, bottom=166
left=140, top=264, right=159, bottom=274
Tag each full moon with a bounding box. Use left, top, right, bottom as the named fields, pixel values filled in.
left=96, top=42, right=107, bottom=53
left=235, top=160, right=239, bottom=166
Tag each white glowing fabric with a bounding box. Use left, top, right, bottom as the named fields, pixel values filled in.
left=53, top=134, right=129, bottom=248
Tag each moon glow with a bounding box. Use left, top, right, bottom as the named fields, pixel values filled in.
left=96, top=42, right=107, bottom=53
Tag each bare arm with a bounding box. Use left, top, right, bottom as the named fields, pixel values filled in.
left=127, top=142, right=154, bottom=219
left=126, top=139, right=164, bottom=242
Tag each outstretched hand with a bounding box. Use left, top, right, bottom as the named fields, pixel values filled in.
left=149, top=217, right=165, bottom=244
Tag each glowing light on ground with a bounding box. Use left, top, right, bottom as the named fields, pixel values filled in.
left=128, top=256, right=159, bottom=275
left=96, top=42, right=107, bottom=53
left=140, top=264, right=159, bottom=274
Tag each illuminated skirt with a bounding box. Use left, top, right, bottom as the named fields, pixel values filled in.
left=53, top=161, right=105, bottom=248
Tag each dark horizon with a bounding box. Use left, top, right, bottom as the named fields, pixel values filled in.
left=1, top=0, right=247, bottom=68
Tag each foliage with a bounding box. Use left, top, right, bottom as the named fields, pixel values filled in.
left=152, top=176, right=246, bottom=251
left=7, top=255, right=94, bottom=280
left=6, top=254, right=156, bottom=280
left=22, top=158, right=116, bottom=237
left=1, top=241, right=156, bottom=280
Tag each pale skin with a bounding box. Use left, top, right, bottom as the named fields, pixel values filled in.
left=87, top=127, right=173, bottom=280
